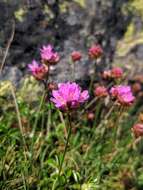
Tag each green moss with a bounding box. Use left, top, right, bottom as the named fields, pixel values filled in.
left=117, top=0, right=143, bottom=57
left=0, top=81, right=12, bottom=96
left=0, top=77, right=43, bottom=104
left=44, top=5, right=54, bottom=19
left=59, top=2, right=69, bottom=13
left=124, top=23, right=135, bottom=39
left=17, top=76, right=43, bottom=102
left=116, top=32, right=143, bottom=57
left=74, top=0, right=86, bottom=8
left=130, top=0, right=143, bottom=17
left=14, top=8, right=27, bottom=22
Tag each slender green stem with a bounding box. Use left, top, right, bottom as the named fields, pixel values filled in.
left=30, top=90, right=46, bottom=164
left=59, top=114, right=72, bottom=176
left=10, top=84, right=28, bottom=160
left=84, top=102, right=116, bottom=159
left=71, top=62, right=75, bottom=81
left=52, top=113, right=72, bottom=190
left=115, top=106, right=125, bottom=147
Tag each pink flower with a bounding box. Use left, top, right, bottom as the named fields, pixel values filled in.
left=110, top=86, right=131, bottom=97
left=88, top=44, right=103, bottom=59
left=111, top=67, right=123, bottom=79
left=50, top=82, right=89, bottom=110
left=71, top=51, right=82, bottom=62
left=118, top=93, right=135, bottom=105
left=132, top=124, right=143, bottom=138
left=94, top=86, right=108, bottom=97
left=28, top=60, right=48, bottom=80
left=40, top=44, right=60, bottom=65
left=110, top=85, right=135, bottom=105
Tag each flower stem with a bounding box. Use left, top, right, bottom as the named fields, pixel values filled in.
left=52, top=113, right=72, bottom=190
left=59, top=113, right=72, bottom=175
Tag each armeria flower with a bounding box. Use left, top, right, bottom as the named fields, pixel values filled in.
left=88, top=44, right=103, bottom=59
left=111, top=67, right=123, bottom=79
left=50, top=82, right=89, bottom=110
left=71, top=51, right=82, bottom=62
left=40, top=44, right=60, bottom=65
left=110, top=85, right=135, bottom=105
left=132, top=123, right=143, bottom=138
left=94, top=86, right=108, bottom=97
left=28, top=60, right=48, bottom=80
left=110, top=86, right=131, bottom=97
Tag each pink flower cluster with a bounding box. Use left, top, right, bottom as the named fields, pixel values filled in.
left=40, top=45, right=60, bottom=65
left=28, top=44, right=60, bottom=80
left=50, top=82, right=89, bottom=110
left=110, top=85, right=135, bottom=105
left=28, top=60, right=48, bottom=80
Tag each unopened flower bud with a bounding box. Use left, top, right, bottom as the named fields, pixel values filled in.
left=132, top=124, right=143, bottom=138
left=88, top=44, right=103, bottom=59
left=71, top=51, right=82, bottom=62
left=87, top=112, right=95, bottom=121
left=111, top=67, right=123, bottom=79
left=94, top=86, right=108, bottom=97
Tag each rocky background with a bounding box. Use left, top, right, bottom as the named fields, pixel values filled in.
left=0, top=0, right=143, bottom=86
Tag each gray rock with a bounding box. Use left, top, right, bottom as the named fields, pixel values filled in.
left=0, top=66, right=22, bottom=87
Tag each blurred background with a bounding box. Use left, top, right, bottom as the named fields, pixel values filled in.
left=0, top=0, right=143, bottom=85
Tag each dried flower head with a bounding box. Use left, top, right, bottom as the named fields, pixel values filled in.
left=88, top=44, right=103, bottom=59
left=28, top=60, right=48, bottom=80
left=40, top=44, right=60, bottom=65
left=50, top=82, right=89, bottom=111
left=110, top=85, right=135, bottom=106
left=94, top=86, right=108, bottom=97
left=71, top=51, right=82, bottom=62
left=102, top=70, right=112, bottom=79
left=132, top=82, right=141, bottom=94
left=132, top=124, right=143, bottom=138
left=47, top=82, right=58, bottom=91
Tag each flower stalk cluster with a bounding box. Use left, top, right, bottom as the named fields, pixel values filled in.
left=27, top=42, right=138, bottom=189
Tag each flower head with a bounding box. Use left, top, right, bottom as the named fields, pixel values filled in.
left=71, top=51, right=82, bottom=62
left=88, top=44, right=103, bottom=59
left=132, top=123, right=143, bottom=138
left=50, top=82, right=89, bottom=110
left=94, top=86, right=108, bottom=97
left=40, top=44, right=60, bottom=65
left=110, top=85, right=135, bottom=105
left=111, top=67, right=123, bottom=79
left=28, top=60, right=48, bottom=80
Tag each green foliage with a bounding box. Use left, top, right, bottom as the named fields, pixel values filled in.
left=0, top=80, right=141, bottom=190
